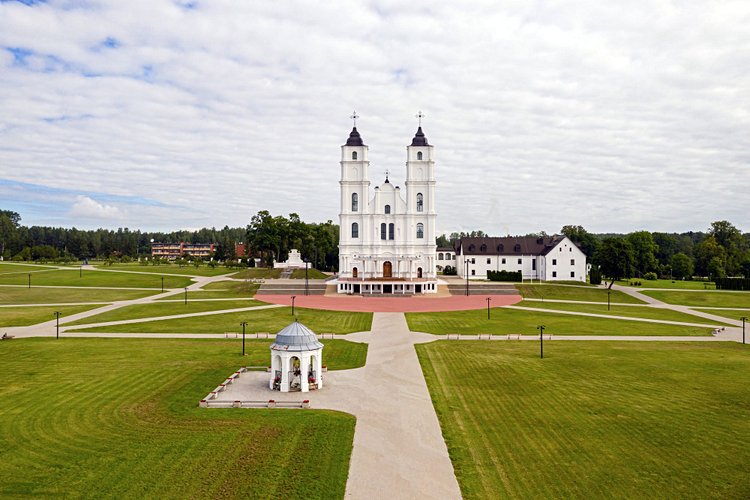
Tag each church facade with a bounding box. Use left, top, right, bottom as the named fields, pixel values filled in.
left=336, top=123, right=438, bottom=294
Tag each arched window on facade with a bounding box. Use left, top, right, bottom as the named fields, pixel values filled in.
left=417, top=151, right=423, bottom=160
left=385, top=204, right=391, bottom=214
left=352, top=193, right=358, bottom=212
left=388, top=223, right=394, bottom=240
left=351, top=222, right=359, bottom=238
left=381, top=223, right=387, bottom=240
left=416, top=223, right=424, bottom=239
left=416, top=193, right=423, bottom=212
left=352, top=151, right=358, bottom=160
left=438, top=253, right=444, bottom=260
left=480, top=244, right=487, bottom=252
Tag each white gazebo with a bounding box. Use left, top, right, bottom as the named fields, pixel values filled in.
left=269, top=321, right=324, bottom=392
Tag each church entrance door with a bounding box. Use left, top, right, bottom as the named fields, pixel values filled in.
left=383, top=284, right=392, bottom=294
left=383, top=261, right=393, bottom=278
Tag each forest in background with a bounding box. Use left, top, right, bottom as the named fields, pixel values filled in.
left=1, top=209, right=748, bottom=279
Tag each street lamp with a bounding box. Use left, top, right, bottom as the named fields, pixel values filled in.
left=28, top=273, right=31, bottom=289
left=741, top=316, right=747, bottom=345
left=669, top=266, right=672, bottom=281
left=537, top=325, right=545, bottom=359
left=240, top=321, right=248, bottom=356
left=184, top=287, right=188, bottom=305
left=305, top=260, right=309, bottom=296
left=79, top=265, right=83, bottom=278
left=486, top=297, right=491, bottom=320
left=291, top=295, right=296, bottom=316
left=464, top=259, right=470, bottom=296
left=607, top=290, right=611, bottom=311
left=161, top=276, right=164, bottom=292
left=54, top=311, right=61, bottom=339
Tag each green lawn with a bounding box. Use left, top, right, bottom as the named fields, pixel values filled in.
left=406, top=307, right=712, bottom=336
left=0, top=305, right=105, bottom=327
left=65, top=300, right=265, bottom=326
left=516, top=284, right=644, bottom=304
left=0, top=338, right=363, bottom=498
left=694, top=308, right=750, bottom=321
left=517, top=300, right=732, bottom=325
left=642, top=290, right=750, bottom=308
left=0, top=262, right=58, bottom=273
left=0, top=287, right=157, bottom=304
left=68, top=307, right=373, bottom=335
left=615, top=279, right=714, bottom=290
left=0, top=269, right=193, bottom=289
left=230, top=268, right=283, bottom=279
left=417, top=341, right=750, bottom=499
left=290, top=268, right=328, bottom=279
left=97, top=263, right=233, bottom=277
left=156, top=281, right=260, bottom=300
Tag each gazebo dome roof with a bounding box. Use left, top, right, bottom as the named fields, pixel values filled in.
left=270, top=321, right=324, bottom=352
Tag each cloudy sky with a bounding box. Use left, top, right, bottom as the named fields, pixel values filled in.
left=1, top=0, right=748, bottom=236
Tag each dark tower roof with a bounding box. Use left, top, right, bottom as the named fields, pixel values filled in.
left=346, top=127, right=364, bottom=146
left=411, top=126, right=429, bottom=146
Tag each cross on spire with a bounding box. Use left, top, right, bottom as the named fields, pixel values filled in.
left=384, top=169, right=390, bottom=181
left=350, top=110, right=359, bottom=127
left=416, top=110, right=425, bottom=126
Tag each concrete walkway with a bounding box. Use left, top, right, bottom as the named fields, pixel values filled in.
left=216, top=312, right=462, bottom=500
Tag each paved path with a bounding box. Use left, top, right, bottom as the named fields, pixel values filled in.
left=257, top=293, right=522, bottom=312
left=216, top=312, right=463, bottom=499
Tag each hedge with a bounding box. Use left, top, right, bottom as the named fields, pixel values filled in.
left=487, top=270, right=522, bottom=282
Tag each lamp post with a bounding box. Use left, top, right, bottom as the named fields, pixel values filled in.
left=464, top=259, right=470, bottom=296
left=537, top=325, right=545, bottom=359
left=607, top=290, right=611, bottom=311
left=184, top=287, right=188, bottom=305
left=28, top=273, right=31, bottom=289
left=305, top=260, right=309, bottom=296
left=54, top=311, right=61, bottom=339
left=161, top=276, right=164, bottom=292
left=669, top=266, right=672, bottom=281
left=741, top=316, right=747, bottom=345
left=487, top=297, right=491, bottom=320
left=79, top=265, right=82, bottom=278
left=291, top=295, right=296, bottom=316
left=240, top=321, right=248, bottom=356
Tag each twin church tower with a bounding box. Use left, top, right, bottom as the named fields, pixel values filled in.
left=336, top=114, right=438, bottom=295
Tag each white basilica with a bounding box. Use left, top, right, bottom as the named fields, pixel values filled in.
left=336, top=119, right=438, bottom=294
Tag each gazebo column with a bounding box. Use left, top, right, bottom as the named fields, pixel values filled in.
left=280, top=354, right=290, bottom=392
left=317, top=352, right=324, bottom=389
left=300, top=355, right=310, bottom=393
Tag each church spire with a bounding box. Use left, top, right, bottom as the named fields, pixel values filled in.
left=411, top=111, right=429, bottom=146
left=346, top=110, right=364, bottom=146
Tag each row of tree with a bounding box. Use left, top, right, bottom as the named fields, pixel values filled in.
left=561, top=221, right=750, bottom=282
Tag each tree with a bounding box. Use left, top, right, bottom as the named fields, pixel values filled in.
left=626, top=231, right=659, bottom=277
left=708, top=220, right=746, bottom=275
left=595, top=237, right=635, bottom=286
left=694, top=235, right=725, bottom=277
left=670, top=252, right=693, bottom=280
left=708, top=256, right=726, bottom=280
left=436, top=234, right=450, bottom=247
left=0, top=210, right=21, bottom=259
left=561, top=225, right=599, bottom=259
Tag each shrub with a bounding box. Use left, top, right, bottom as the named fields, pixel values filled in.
left=443, top=265, right=457, bottom=275
left=643, top=272, right=658, bottom=280
left=715, top=277, right=750, bottom=290
left=487, top=270, right=522, bottom=282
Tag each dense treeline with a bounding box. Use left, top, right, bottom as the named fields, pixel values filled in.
left=0, top=209, right=339, bottom=271
left=559, top=221, right=750, bottom=282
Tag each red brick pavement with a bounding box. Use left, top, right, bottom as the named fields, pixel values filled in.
left=256, top=294, right=523, bottom=313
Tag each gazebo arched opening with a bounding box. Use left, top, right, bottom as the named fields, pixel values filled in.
left=289, top=356, right=301, bottom=391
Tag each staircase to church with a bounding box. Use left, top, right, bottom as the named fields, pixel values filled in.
left=446, top=283, right=519, bottom=296
left=255, top=282, right=328, bottom=296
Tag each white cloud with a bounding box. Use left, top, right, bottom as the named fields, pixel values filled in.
left=0, top=0, right=749, bottom=234
left=68, top=195, right=123, bottom=220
